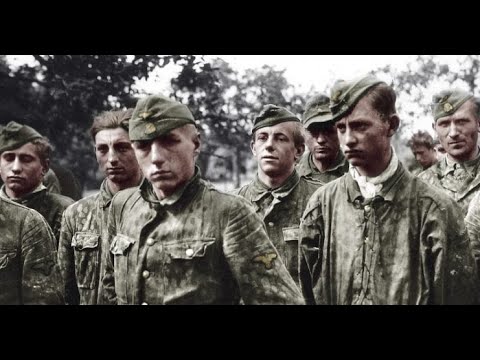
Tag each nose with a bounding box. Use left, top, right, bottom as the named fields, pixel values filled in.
left=11, top=157, right=22, bottom=173
left=264, top=136, right=275, bottom=151
left=107, top=148, right=119, bottom=165
left=315, top=132, right=326, bottom=144
left=344, top=128, right=357, bottom=148
left=448, top=123, right=459, bottom=138
left=150, top=141, right=167, bottom=165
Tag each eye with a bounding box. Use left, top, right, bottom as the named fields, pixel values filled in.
left=336, top=124, right=346, bottom=133
left=132, top=141, right=150, bottom=150
left=96, top=145, right=108, bottom=154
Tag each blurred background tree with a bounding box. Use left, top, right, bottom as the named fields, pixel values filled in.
left=1, top=55, right=478, bottom=193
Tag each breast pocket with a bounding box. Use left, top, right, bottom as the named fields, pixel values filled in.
left=163, top=238, right=217, bottom=282
left=72, top=232, right=100, bottom=289
left=110, top=234, right=136, bottom=302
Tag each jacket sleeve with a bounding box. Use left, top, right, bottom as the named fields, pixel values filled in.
left=299, top=196, right=323, bottom=305
left=58, top=209, right=80, bottom=305
left=21, top=210, right=64, bottom=305
left=465, top=192, right=480, bottom=280
left=222, top=198, right=305, bottom=305
left=422, top=198, right=479, bottom=305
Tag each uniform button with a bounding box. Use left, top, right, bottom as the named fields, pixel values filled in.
left=142, top=270, right=150, bottom=279
left=186, top=248, right=194, bottom=257
left=268, top=222, right=274, bottom=227
left=146, top=238, right=155, bottom=246
left=364, top=205, right=371, bottom=212
left=141, top=302, right=148, bottom=305
left=364, top=237, right=369, bottom=244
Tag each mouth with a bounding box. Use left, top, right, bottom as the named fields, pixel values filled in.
left=107, top=168, right=124, bottom=174
left=150, top=171, right=172, bottom=180
left=7, top=176, right=24, bottom=182
left=262, top=156, right=278, bottom=161
left=314, top=147, right=331, bottom=153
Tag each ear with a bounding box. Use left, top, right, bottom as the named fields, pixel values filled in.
left=250, top=139, right=257, bottom=157
left=42, top=159, right=50, bottom=176
left=193, top=135, right=201, bottom=157
left=294, top=143, right=305, bottom=162
left=387, top=114, right=400, bottom=137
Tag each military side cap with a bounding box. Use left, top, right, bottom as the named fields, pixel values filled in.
left=129, top=94, right=196, bottom=141
left=329, top=75, right=386, bottom=122
left=252, top=104, right=300, bottom=134
left=431, top=89, right=474, bottom=121
left=302, top=94, right=334, bottom=128
left=0, top=121, right=43, bottom=153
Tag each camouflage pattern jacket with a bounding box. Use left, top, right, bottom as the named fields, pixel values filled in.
left=0, top=197, right=64, bottom=304
left=234, top=170, right=318, bottom=283
left=103, top=171, right=304, bottom=305
left=418, top=154, right=480, bottom=215
left=296, top=151, right=349, bottom=185
left=300, top=163, right=479, bottom=305
left=58, top=180, right=113, bottom=305
left=1, top=186, right=74, bottom=247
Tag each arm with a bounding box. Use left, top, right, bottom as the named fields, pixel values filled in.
left=57, top=209, right=80, bottom=305
left=299, top=197, right=323, bottom=305
left=424, top=199, right=479, bottom=305
left=21, top=210, right=64, bottom=305
left=223, top=199, right=304, bottom=305
left=465, top=193, right=480, bottom=278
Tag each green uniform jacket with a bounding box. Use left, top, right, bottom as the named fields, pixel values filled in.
left=58, top=180, right=112, bottom=305
left=418, top=155, right=480, bottom=215
left=300, top=163, right=478, bottom=305
left=234, top=171, right=318, bottom=284
left=0, top=197, right=64, bottom=304
left=296, top=151, right=349, bottom=185
left=1, top=186, right=74, bottom=247
left=103, top=172, right=304, bottom=305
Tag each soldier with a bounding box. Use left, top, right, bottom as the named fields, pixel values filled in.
left=0, top=195, right=63, bottom=304
left=0, top=121, right=74, bottom=246
left=299, top=75, right=478, bottom=305
left=234, top=104, right=317, bottom=284
left=297, top=94, right=349, bottom=184
left=103, top=94, right=304, bottom=305
left=419, top=90, right=480, bottom=215
left=407, top=130, right=438, bottom=173
left=58, top=109, right=143, bottom=305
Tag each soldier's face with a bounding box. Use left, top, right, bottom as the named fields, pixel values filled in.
left=95, top=128, right=141, bottom=185
left=133, top=125, right=200, bottom=200
left=251, top=122, right=304, bottom=179
left=0, top=142, right=46, bottom=198
left=305, top=122, right=340, bottom=163
left=336, top=96, right=397, bottom=177
left=411, top=145, right=437, bottom=169
left=434, top=100, right=480, bottom=162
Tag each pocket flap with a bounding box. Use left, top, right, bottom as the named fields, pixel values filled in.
left=71, top=232, right=99, bottom=250
left=110, top=234, right=136, bottom=255
left=167, top=238, right=215, bottom=260
left=0, top=249, right=16, bottom=270
left=282, top=226, right=300, bottom=242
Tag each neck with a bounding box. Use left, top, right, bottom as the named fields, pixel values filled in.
left=5, top=186, right=36, bottom=200
left=312, top=152, right=338, bottom=172
left=107, top=172, right=142, bottom=194
left=356, top=147, right=392, bottom=177
left=258, top=168, right=294, bottom=189
left=448, top=147, right=479, bottom=164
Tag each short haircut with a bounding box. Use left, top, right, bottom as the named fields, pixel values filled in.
left=408, top=130, right=435, bottom=150
left=89, top=108, right=134, bottom=142
left=364, top=83, right=397, bottom=121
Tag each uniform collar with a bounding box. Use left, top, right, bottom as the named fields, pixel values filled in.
left=0, top=183, right=47, bottom=203
left=250, top=170, right=300, bottom=203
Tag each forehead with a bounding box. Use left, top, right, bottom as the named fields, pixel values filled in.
left=337, top=96, right=381, bottom=123
left=1, top=142, right=40, bottom=158
left=255, top=121, right=297, bottom=136
left=436, top=100, right=477, bottom=123
left=412, top=144, right=428, bottom=151
left=95, top=127, right=130, bottom=145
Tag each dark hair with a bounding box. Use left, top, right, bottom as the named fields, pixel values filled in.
left=364, top=83, right=397, bottom=121
left=89, top=108, right=134, bottom=142
left=407, top=130, right=435, bottom=150
left=31, top=137, right=53, bottom=168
